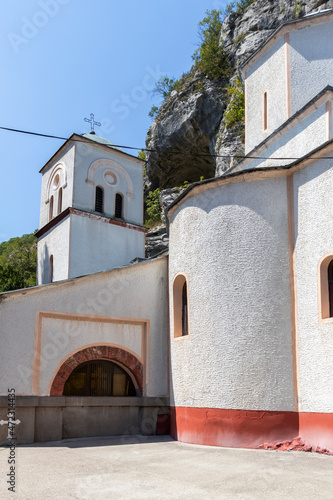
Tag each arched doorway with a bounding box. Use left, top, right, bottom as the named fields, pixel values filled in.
left=63, top=360, right=136, bottom=397
left=49, top=345, right=143, bottom=396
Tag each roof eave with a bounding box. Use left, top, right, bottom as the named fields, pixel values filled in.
left=241, top=9, right=333, bottom=76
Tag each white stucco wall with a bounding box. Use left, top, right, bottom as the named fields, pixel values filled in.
left=37, top=216, right=70, bottom=285
left=246, top=36, right=286, bottom=153
left=69, top=213, right=145, bottom=278
left=0, top=257, right=168, bottom=397
left=290, top=21, right=333, bottom=115
left=293, top=158, right=333, bottom=413
left=241, top=104, right=327, bottom=171
left=39, top=144, right=75, bottom=228
left=74, top=142, right=143, bottom=226
left=168, top=177, right=294, bottom=411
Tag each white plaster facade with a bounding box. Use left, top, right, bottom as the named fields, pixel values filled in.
left=0, top=257, right=168, bottom=397
left=293, top=157, right=333, bottom=413
left=168, top=177, right=294, bottom=411
left=243, top=11, right=333, bottom=157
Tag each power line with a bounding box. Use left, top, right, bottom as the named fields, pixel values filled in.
left=0, top=125, right=332, bottom=162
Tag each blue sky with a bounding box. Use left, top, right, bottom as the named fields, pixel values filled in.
left=0, top=0, right=228, bottom=243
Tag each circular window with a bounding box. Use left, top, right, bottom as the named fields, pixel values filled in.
left=103, top=170, right=117, bottom=186
left=53, top=174, right=60, bottom=190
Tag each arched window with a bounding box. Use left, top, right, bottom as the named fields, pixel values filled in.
left=115, top=193, right=123, bottom=219
left=63, top=360, right=136, bottom=396
left=173, top=274, right=190, bottom=338
left=318, top=254, right=333, bottom=320
left=182, top=281, right=188, bottom=336
left=49, top=195, right=54, bottom=221
left=95, top=186, right=104, bottom=213
left=49, top=255, right=53, bottom=283
left=328, top=260, right=333, bottom=317
left=58, top=187, right=63, bottom=214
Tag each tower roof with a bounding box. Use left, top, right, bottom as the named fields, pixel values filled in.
left=39, top=133, right=145, bottom=173
left=81, top=132, right=124, bottom=152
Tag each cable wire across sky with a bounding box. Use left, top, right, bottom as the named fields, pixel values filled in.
left=0, top=125, right=332, bottom=162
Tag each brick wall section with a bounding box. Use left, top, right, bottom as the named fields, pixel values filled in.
left=50, top=346, right=143, bottom=396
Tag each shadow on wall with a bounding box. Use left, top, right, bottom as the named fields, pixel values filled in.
left=40, top=244, right=50, bottom=284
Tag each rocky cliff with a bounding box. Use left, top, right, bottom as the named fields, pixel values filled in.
left=145, top=0, right=333, bottom=187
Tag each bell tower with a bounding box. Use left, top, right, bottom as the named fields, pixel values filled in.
left=36, top=131, right=146, bottom=285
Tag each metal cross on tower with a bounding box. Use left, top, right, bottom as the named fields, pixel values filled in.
left=84, top=113, right=101, bottom=132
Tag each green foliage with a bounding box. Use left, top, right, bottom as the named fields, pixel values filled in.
left=192, top=9, right=231, bottom=81
left=0, top=232, right=37, bottom=292
left=137, top=149, right=146, bottom=161
left=224, top=77, right=245, bottom=128
left=145, top=188, right=162, bottom=227
left=180, top=180, right=190, bottom=189
left=295, top=1, right=302, bottom=18
left=234, top=31, right=247, bottom=46
left=152, top=75, right=178, bottom=99
left=138, top=149, right=146, bottom=175
left=225, top=0, right=256, bottom=15
left=148, top=106, right=159, bottom=119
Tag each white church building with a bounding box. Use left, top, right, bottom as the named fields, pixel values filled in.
left=1, top=10, right=333, bottom=451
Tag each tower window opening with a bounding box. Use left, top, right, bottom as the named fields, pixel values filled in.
left=95, top=186, right=104, bottom=213
left=49, top=195, right=54, bottom=221
left=115, top=193, right=123, bottom=219
left=58, top=187, right=63, bottom=215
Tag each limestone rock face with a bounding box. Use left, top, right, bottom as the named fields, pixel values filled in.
left=146, top=0, right=333, bottom=183
left=145, top=225, right=168, bottom=259
left=159, top=187, right=187, bottom=224
left=146, top=75, right=225, bottom=189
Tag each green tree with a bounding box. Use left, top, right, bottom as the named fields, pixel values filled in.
left=145, top=188, right=161, bottom=227
left=226, top=0, right=255, bottom=15
left=0, top=232, right=37, bottom=292
left=192, top=9, right=230, bottom=80
left=224, top=77, right=245, bottom=128
left=148, top=106, right=159, bottom=119
left=152, top=75, right=177, bottom=99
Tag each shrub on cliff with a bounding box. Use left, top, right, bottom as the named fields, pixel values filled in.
left=192, top=9, right=231, bottom=81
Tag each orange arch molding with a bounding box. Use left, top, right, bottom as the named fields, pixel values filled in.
left=49, top=345, right=143, bottom=396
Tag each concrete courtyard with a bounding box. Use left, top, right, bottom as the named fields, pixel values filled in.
left=0, top=435, right=332, bottom=499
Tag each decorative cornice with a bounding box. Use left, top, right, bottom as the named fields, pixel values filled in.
left=36, top=207, right=147, bottom=239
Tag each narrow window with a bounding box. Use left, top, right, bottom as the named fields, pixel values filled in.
left=49, top=195, right=54, bottom=221
left=115, top=193, right=123, bottom=219
left=95, top=186, right=104, bottom=213
left=263, top=91, right=268, bottom=131
left=58, top=187, right=63, bottom=215
left=49, top=255, right=53, bottom=283
left=318, top=254, right=333, bottom=320
left=328, top=260, right=333, bottom=317
left=182, top=281, right=188, bottom=336
left=173, top=274, right=190, bottom=338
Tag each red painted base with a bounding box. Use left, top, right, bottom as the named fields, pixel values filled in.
left=170, top=407, right=299, bottom=449
left=299, top=412, right=333, bottom=452
left=170, top=407, right=333, bottom=451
